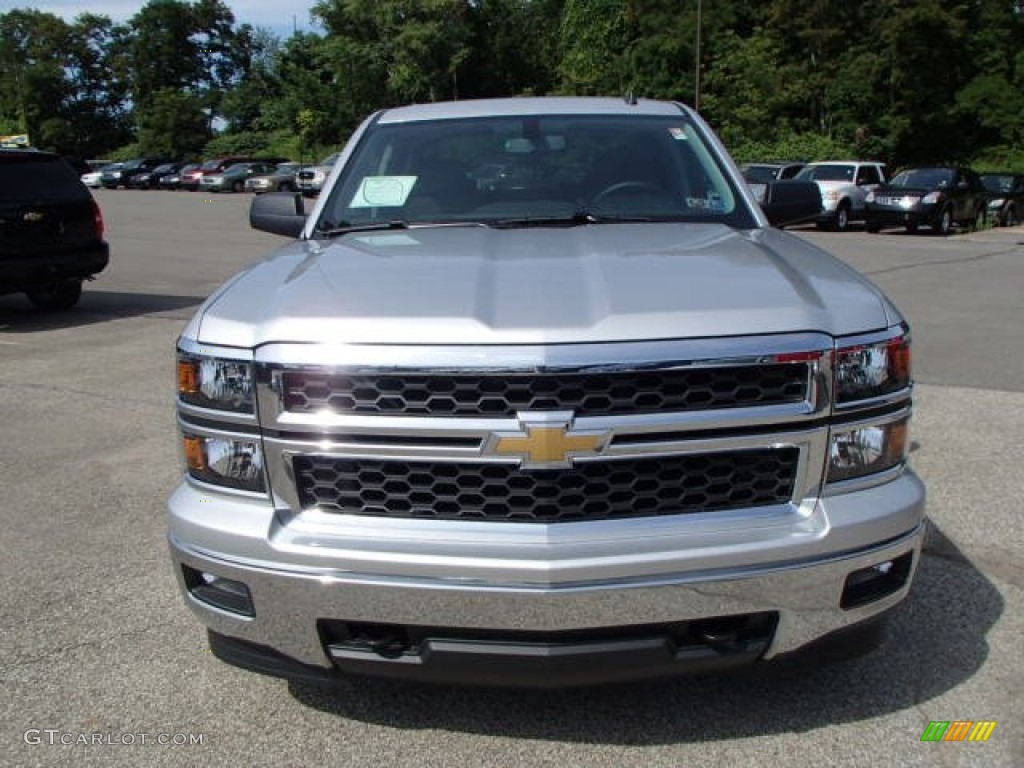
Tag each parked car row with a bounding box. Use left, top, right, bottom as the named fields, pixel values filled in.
left=741, top=160, right=1023, bottom=234
left=80, top=155, right=312, bottom=194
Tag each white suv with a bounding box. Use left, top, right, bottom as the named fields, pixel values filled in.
left=795, top=161, right=887, bottom=231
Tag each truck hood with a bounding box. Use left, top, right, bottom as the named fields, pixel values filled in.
left=193, top=223, right=896, bottom=347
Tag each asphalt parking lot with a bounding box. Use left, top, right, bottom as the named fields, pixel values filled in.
left=1, top=190, right=1021, bottom=767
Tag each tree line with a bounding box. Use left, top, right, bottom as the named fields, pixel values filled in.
left=2, top=0, right=1022, bottom=170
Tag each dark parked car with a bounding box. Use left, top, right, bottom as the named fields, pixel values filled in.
left=182, top=156, right=287, bottom=191
left=865, top=166, right=988, bottom=235
left=979, top=172, right=1024, bottom=227
left=100, top=157, right=171, bottom=189
left=125, top=161, right=186, bottom=190
left=199, top=162, right=280, bottom=193
left=244, top=162, right=302, bottom=194
left=740, top=162, right=806, bottom=182
left=159, top=163, right=201, bottom=190
left=0, top=149, right=109, bottom=309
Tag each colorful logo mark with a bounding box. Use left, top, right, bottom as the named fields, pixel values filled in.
left=920, top=721, right=997, bottom=742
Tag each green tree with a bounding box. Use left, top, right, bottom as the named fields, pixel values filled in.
left=313, top=0, right=475, bottom=104
left=0, top=10, right=73, bottom=146
left=126, top=0, right=247, bottom=134
left=136, top=88, right=211, bottom=157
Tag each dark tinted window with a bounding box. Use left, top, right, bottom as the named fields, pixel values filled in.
left=890, top=168, right=954, bottom=189
left=980, top=174, right=1014, bottom=193
left=742, top=165, right=781, bottom=182
left=856, top=166, right=881, bottom=185
left=0, top=154, right=88, bottom=202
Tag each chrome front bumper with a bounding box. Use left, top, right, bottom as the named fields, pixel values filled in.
left=169, top=470, right=925, bottom=682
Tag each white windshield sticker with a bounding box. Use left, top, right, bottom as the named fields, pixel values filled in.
left=349, top=176, right=418, bottom=207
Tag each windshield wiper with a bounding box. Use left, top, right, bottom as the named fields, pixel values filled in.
left=316, top=219, right=490, bottom=237
left=491, top=210, right=654, bottom=228
left=316, top=220, right=410, bottom=237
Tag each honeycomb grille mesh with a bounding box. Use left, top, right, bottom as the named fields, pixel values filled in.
left=293, top=448, right=799, bottom=523
left=280, top=365, right=809, bottom=417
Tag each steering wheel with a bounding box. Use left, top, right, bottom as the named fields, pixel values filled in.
left=593, top=180, right=670, bottom=204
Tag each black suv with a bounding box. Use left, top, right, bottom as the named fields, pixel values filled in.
left=100, top=157, right=171, bottom=189
left=0, top=150, right=109, bottom=309
left=980, top=172, right=1024, bottom=227
left=865, top=166, right=987, bottom=235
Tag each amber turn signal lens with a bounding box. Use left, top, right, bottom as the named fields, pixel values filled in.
left=183, top=435, right=207, bottom=471
left=178, top=359, right=199, bottom=395
left=887, top=337, right=911, bottom=386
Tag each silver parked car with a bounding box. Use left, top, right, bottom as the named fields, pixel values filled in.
left=244, top=162, right=302, bottom=194
left=295, top=152, right=340, bottom=197
left=170, top=97, right=925, bottom=688
left=795, top=160, right=887, bottom=231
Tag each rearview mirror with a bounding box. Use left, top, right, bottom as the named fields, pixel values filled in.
left=250, top=192, right=306, bottom=237
left=756, top=180, right=822, bottom=228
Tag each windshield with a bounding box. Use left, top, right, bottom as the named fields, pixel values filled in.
left=795, top=164, right=855, bottom=182
left=316, top=113, right=752, bottom=232
left=0, top=154, right=89, bottom=202
left=890, top=168, right=954, bottom=189
left=980, top=174, right=1014, bottom=193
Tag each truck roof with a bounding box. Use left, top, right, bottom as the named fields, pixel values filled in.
left=377, top=97, right=689, bottom=123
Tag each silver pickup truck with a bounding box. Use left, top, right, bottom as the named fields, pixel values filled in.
left=168, top=97, right=925, bottom=687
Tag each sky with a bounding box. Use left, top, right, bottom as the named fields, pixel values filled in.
left=0, top=1, right=319, bottom=38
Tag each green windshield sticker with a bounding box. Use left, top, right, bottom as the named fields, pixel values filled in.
left=350, top=176, right=418, bottom=208
left=353, top=234, right=420, bottom=246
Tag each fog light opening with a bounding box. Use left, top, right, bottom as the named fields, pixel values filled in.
left=841, top=552, right=913, bottom=610
left=183, top=565, right=254, bottom=617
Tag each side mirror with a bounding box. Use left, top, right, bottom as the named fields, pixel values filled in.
left=250, top=192, right=306, bottom=237
left=755, top=180, right=822, bottom=228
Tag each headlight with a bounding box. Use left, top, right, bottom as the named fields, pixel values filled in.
left=828, top=417, right=908, bottom=482
left=178, top=353, right=255, bottom=413
left=834, top=335, right=911, bottom=404
left=865, top=191, right=875, bottom=203
left=183, top=434, right=265, bottom=492
left=988, top=198, right=1004, bottom=208
left=921, top=191, right=943, bottom=204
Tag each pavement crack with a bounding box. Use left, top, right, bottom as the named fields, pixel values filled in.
left=863, top=246, right=1020, bottom=277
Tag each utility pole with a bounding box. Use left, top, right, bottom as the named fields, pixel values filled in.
left=694, top=0, right=702, bottom=111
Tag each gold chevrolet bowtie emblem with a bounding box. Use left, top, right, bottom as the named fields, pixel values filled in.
left=488, top=414, right=609, bottom=469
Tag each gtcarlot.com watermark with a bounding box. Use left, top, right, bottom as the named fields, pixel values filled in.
left=24, top=729, right=204, bottom=746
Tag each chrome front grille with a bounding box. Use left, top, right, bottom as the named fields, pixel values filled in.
left=280, top=364, right=809, bottom=418
left=258, top=336, right=832, bottom=524
left=292, top=448, right=800, bottom=523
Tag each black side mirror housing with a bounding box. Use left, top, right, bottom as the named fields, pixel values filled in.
left=250, top=192, right=306, bottom=238
left=755, top=180, right=822, bottom=228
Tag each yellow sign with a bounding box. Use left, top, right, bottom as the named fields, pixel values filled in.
left=0, top=134, right=30, bottom=148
